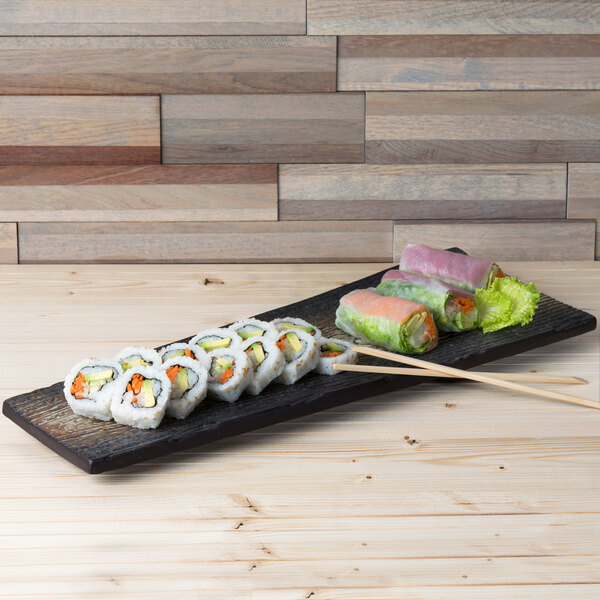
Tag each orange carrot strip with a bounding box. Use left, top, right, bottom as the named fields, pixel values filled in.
left=322, top=352, right=343, bottom=357
left=184, top=348, right=193, bottom=358
left=496, top=267, right=505, bottom=278
left=454, top=296, right=475, bottom=315
left=166, top=365, right=182, bottom=381
left=219, top=368, right=234, bottom=384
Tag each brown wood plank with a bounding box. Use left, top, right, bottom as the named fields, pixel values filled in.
left=367, top=91, right=600, bottom=164
left=279, top=163, right=566, bottom=220
left=567, top=163, right=600, bottom=259
left=0, top=36, right=335, bottom=94
left=339, top=35, right=600, bottom=91
left=18, top=221, right=393, bottom=264
left=0, top=223, right=17, bottom=264
left=393, top=220, right=596, bottom=261
left=308, top=1, right=600, bottom=35
left=162, top=94, right=365, bottom=164
left=0, top=165, right=277, bottom=222
left=0, top=0, right=306, bottom=35
left=0, top=96, right=160, bottom=166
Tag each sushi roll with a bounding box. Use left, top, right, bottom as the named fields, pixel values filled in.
left=64, top=358, right=123, bottom=421
left=159, top=342, right=210, bottom=371
left=275, top=328, right=319, bottom=385
left=241, top=335, right=286, bottom=395
left=163, top=356, right=208, bottom=420
left=115, top=346, right=161, bottom=372
left=189, top=327, right=242, bottom=354
left=336, top=289, right=438, bottom=354
left=272, top=317, right=322, bottom=341
left=230, top=317, right=278, bottom=342
left=110, top=365, right=171, bottom=429
left=316, top=338, right=358, bottom=376
left=207, top=348, right=252, bottom=403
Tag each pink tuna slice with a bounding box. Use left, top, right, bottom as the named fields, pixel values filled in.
left=381, top=269, right=475, bottom=299
left=400, top=244, right=493, bottom=292
left=341, top=289, right=425, bottom=325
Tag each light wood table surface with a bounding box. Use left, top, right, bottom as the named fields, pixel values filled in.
left=1, top=262, right=599, bottom=599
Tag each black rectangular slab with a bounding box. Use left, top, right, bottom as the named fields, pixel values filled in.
left=3, top=254, right=597, bottom=473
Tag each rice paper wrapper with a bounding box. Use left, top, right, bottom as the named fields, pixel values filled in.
left=400, top=243, right=494, bottom=293
left=377, top=269, right=476, bottom=333
left=335, top=290, right=438, bottom=354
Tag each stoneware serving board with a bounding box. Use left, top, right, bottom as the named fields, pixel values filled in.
left=3, top=252, right=597, bottom=473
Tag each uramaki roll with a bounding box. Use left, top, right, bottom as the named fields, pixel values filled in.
left=335, top=289, right=438, bottom=354
left=377, top=269, right=478, bottom=333
left=400, top=243, right=504, bottom=293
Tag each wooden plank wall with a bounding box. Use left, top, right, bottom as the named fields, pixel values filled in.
left=0, top=1, right=598, bottom=263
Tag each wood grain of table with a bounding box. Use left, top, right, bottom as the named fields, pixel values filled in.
left=0, top=262, right=598, bottom=599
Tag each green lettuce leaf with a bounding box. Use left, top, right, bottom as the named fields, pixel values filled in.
left=475, top=289, right=513, bottom=333
left=475, top=277, right=540, bottom=333
left=492, top=277, right=540, bottom=326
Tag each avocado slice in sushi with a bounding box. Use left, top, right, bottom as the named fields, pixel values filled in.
left=279, top=322, right=315, bottom=335
left=138, top=379, right=156, bottom=408
left=199, top=338, right=231, bottom=351
left=238, top=329, right=265, bottom=340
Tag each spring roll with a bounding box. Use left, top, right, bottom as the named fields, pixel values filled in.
left=377, top=269, right=478, bottom=333
left=335, top=289, right=438, bottom=354
left=400, top=243, right=504, bottom=293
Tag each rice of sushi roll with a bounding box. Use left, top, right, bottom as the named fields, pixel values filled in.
left=163, top=356, right=208, bottom=420
left=110, top=365, right=170, bottom=429
left=64, top=358, right=123, bottom=421
left=189, top=327, right=242, bottom=354
left=115, top=346, right=161, bottom=372
left=240, top=335, right=285, bottom=395
left=159, top=342, right=210, bottom=370
left=272, top=317, right=322, bottom=342
left=275, top=327, right=319, bottom=385
left=230, top=317, right=278, bottom=342
left=316, top=338, right=358, bottom=376
left=207, top=347, right=252, bottom=403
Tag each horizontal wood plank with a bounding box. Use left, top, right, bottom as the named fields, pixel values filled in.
left=393, top=220, right=596, bottom=261
left=567, top=163, right=600, bottom=259
left=18, top=221, right=393, bottom=263
left=367, top=91, right=600, bottom=163
left=0, top=165, right=277, bottom=222
left=162, top=94, right=365, bottom=164
left=0, top=0, right=306, bottom=35
left=339, top=35, right=600, bottom=91
left=0, top=96, right=160, bottom=165
left=0, top=222, right=17, bottom=264
left=0, top=36, right=335, bottom=94
left=308, top=0, right=600, bottom=35
left=279, top=163, right=567, bottom=220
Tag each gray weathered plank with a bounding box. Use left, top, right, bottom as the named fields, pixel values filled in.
left=0, top=0, right=306, bottom=35
left=393, top=220, right=596, bottom=261
left=0, top=36, right=335, bottom=94
left=162, top=94, right=365, bottom=164
left=279, top=163, right=567, bottom=220
left=308, top=1, right=600, bottom=35
left=18, top=221, right=393, bottom=264
left=367, top=91, right=600, bottom=164
left=567, top=163, right=600, bottom=259
left=339, top=35, right=600, bottom=91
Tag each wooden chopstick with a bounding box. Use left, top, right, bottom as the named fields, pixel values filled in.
left=352, top=346, right=600, bottom=411
left=332, top=363, right=587, bottom=385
